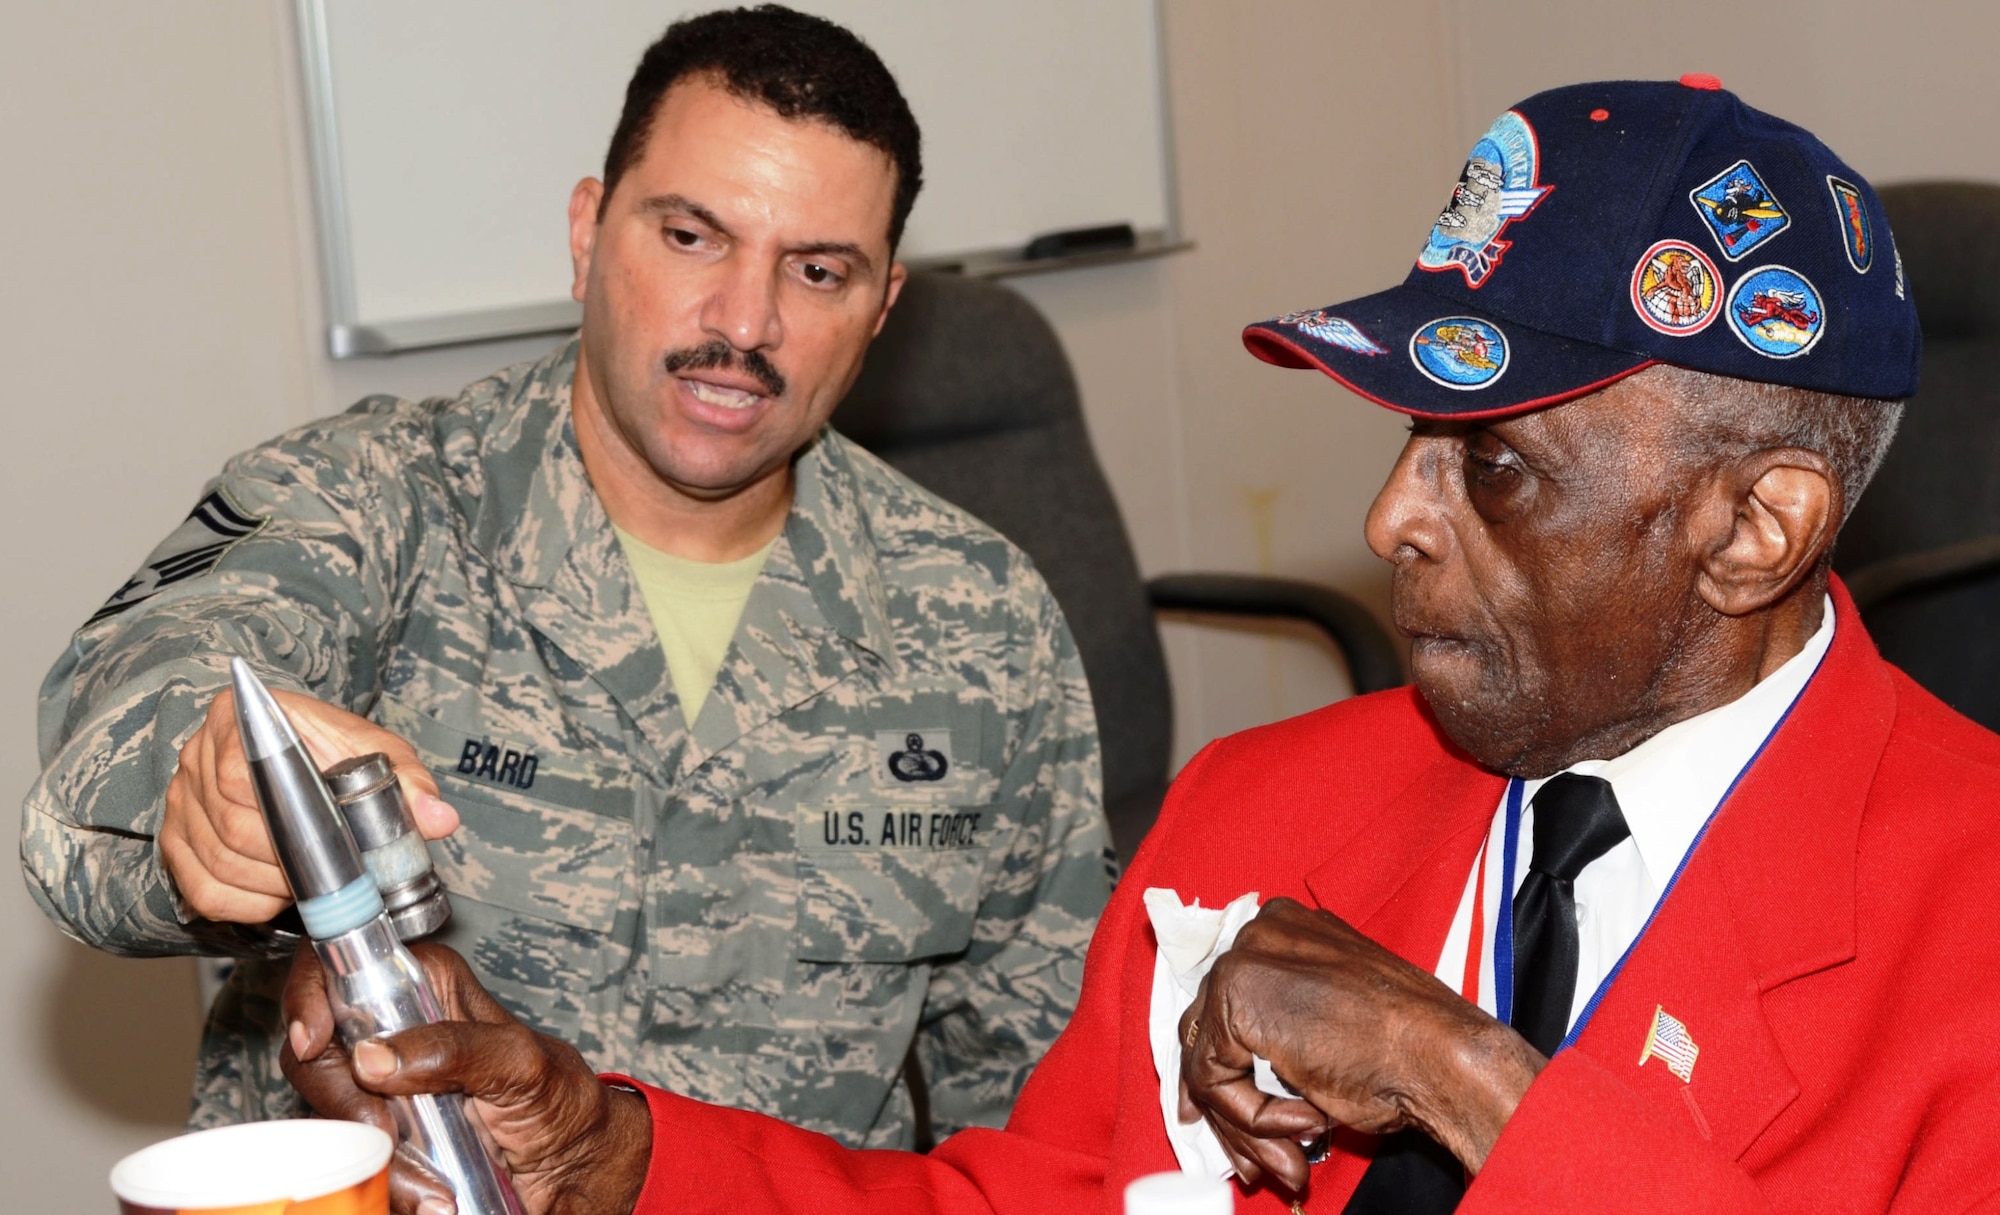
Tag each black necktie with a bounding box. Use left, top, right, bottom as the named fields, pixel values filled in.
left=1510, top=773, right=1630, bottom=1057
left=1342, top=774, right=1629, bottom=1214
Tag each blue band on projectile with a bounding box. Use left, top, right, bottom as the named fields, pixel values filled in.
left=298, top=873, right=386, bottom=939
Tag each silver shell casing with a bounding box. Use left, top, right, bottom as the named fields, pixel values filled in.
left=316, top=915, right=526, bottom=1215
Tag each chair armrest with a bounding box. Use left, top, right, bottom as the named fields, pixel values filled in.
left=1844, top=532, right=2000, bottom=613
left=1145, top=572, right=1405, bottom=694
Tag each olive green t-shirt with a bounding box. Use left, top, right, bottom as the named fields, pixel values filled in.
left=612, top=524, right=776, bottom=725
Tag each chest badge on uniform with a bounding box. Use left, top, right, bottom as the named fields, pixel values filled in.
left=880, top=730, right=950, bottom=782
left=1638, top=1004, right=1700, bottom=1083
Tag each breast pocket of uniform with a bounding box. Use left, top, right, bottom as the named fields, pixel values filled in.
left=794, top=824, right=988, bottom=963
left=374, top=698, right=635, bottom=1045
left=780, top=806, right=991, bottom=1042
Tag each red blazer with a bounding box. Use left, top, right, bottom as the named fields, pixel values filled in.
left=628, top=585, right=2000, bottom=1213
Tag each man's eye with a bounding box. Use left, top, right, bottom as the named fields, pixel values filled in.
left=1462, top=442, right=1520, bottom=486
left=665, top=226, right=703, bottom=248
left=799, top=262, right=842, bottom=286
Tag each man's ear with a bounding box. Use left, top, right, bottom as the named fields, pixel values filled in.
left=871, top=262, right=908, bottom=339
left=568, top=178, right=605, bottom=304
left=1693, top=448, right=1841, bottom=616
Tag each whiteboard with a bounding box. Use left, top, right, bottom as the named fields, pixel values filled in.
left=298, top=0, right=1175, bottom=356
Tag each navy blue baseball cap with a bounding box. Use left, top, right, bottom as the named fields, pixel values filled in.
left=1243, top=76, right=1920, bottom=418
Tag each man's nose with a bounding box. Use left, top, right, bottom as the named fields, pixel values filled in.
left=1364, top=436, right=1447, bottom=564
left=700, top=256, right=784, bottom=352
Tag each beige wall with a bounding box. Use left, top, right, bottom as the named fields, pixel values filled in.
left=4, top=1, right=1994, bottom=1206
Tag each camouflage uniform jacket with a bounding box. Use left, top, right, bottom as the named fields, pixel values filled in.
left=22, top=338, right=1111, bottom=1146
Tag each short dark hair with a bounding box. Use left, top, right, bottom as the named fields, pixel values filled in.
left=601, top=5, right=923, bottom=250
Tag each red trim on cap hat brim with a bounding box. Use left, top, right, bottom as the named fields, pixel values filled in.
left=1242, top=327, right=1660, bottom=421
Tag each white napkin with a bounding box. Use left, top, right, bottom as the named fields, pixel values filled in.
left=1144, top=887, right=1301, bottom=1180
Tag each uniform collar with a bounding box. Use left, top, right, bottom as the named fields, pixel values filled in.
left=469, top=339, right=900, bottom=765
left=472, top=336, right=599, bottom=592
left=474, top=339, right=896, bottom=665
left=781, top=430, right=901, bottom=675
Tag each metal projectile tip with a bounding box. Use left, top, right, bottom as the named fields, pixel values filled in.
left=228, top=655, right=367, bottom=907
left=230, top=656, right=301, bottom=763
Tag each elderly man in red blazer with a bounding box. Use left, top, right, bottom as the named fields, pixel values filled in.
left=285, top=79, right=2000, bottom=1214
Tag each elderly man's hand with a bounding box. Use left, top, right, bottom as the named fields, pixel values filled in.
left=1177, top=898, right=1544, bottom=1194
left=281, top=943, right=652, bottom=1215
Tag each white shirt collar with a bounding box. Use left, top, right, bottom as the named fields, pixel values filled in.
left=1520, top=594, right=1836, bottom=891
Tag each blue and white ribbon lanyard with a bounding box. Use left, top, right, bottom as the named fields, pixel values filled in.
left=1488, top=648, right=1827, bottom=1053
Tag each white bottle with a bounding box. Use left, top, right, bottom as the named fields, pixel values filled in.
left=1124, top=1171, right=1233, bottom=1215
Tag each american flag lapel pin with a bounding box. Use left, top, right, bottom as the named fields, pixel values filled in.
left=1638, top=1004, right=1700, bottom=1083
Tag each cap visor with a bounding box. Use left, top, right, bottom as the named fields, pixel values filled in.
left=1244, top=283, right=1655, bottom=419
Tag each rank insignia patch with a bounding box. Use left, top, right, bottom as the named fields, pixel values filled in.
left=1826, top=176, right=1873, bottom=272
left=1417, top=110, right=1552, bottom=287
left=1410, top=317, right=1509, bottom=389
left=1727, top=265, right=1824, bottom=358
left=86, top=489, right=266, bottom=627
left=878, top=729, right=951, bottom=783
left=1690, top=159, right=1790, bottom=260
left=1631, top=240, right=1723, bottom=335
left=1275, top=309, right=1387, bottom=356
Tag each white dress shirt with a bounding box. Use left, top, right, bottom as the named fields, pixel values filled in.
left=1431, top=597, right=1836, bottom=1036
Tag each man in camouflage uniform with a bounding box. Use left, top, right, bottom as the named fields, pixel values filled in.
left=20, top=6, right=1109, bottom=1149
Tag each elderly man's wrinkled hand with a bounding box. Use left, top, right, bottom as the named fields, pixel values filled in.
left=1176, top=897, right=1544, bottom=1194
left=282, top=942, right=652, bottom=1215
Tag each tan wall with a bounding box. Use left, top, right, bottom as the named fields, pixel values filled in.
left=3, top=1, right=1994, bottom=1206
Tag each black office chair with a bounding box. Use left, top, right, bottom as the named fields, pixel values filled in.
left=836, top=271, right=1403, bottom=863
left=1834, top=182, right=2000, bottom=731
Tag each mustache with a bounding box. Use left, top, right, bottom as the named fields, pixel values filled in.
left=662, top=339, right=786, bottom=399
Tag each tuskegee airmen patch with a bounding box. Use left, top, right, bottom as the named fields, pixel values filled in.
left=1410, top=317, right=1509, bottom=389
left=86, top=489, right=266, bottom=627
left=1275, top=309, right=1387, bottom=356
left=1728, top=265, right=1825, bottom=358
left=1826, top=176, right=1873, bottom=272
left=1690, top=159, right=1790, bottom=260
left=1631, top=240, right=1723, bottom=335
left=1417, top=110, right=1552, bottom=288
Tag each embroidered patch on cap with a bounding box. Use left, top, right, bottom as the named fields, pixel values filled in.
left=1893, top=245, right=1906, bottom=299
left=1826, top=176, right=1872, bottom=273
left=1276, top=309, right=1387, bottom=356
left=1410, top=317, right=1509, bottom=389
left=1631, top=240, right=1723, bottom=335
left=1417, top=110, right=1552, bottom=288
left=1727, top=265, right=1824, bottom=358
left=86, top=489, right=267, bottom=627
left=1690, top=159, right=1790, bottom=260
left=876, top=729, right=952, bottom=784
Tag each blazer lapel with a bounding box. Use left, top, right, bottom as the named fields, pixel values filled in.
left=1303, top=754, right=1504, bottom=966
left=1571, top=581, right=1889, bottom=1160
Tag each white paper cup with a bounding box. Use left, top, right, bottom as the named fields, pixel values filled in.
left=111, top=1119, right=392, bottom=1215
